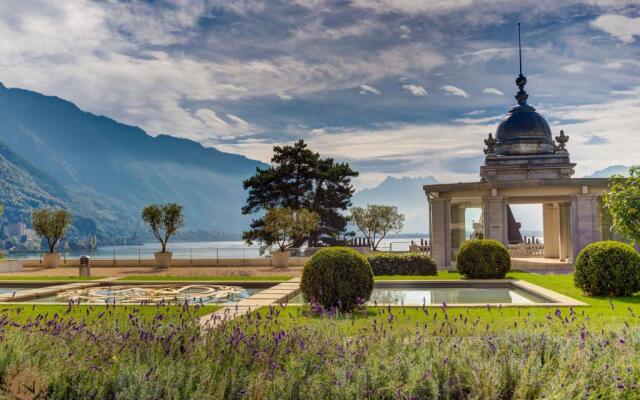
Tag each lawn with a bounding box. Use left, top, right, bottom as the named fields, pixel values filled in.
left=0, top=303, right=219, bottom=324
left=0, top=271, right=638, bottom=398
left=269, top=271, right=640, bottom=333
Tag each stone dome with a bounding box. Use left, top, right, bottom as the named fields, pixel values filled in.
left=494, top=74, right=555, bottom=156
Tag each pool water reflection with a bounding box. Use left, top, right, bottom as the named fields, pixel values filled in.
left=289, top=283, right=550, bottom=305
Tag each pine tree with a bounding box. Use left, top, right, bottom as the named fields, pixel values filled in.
left=242, top=140, right=358, bottom=247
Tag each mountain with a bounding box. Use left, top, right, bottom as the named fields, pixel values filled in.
left=586, top=165, right=629, bottom=178
left=0, top=141, right=67, bottom=220
left=0, top=141, right=131, bottom=240
left=352, top=176, right=438, bottom=233
left=0, top=82, right=266, bottom=239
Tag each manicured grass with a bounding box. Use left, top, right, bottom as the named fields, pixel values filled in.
left=0, top=275, right=103, bottom=281
left=119, top=275, right=293, bottom=282
left=0, top=303, right=219, bottom=324
left=274, top=271, right=640, bottom=333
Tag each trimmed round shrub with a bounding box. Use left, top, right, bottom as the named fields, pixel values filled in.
left=456, top=239, right=511, bottom=279
left=301, top=247, right=374, bottom=312
left=367, top=253, right=437, bottom=276
left=574, top=241, right=640, bottom=296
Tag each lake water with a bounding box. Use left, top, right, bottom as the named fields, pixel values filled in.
left=7, top=238, right=426, bottom=260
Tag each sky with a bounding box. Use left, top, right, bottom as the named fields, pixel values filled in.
left=0, top=0, right=638, bottom=189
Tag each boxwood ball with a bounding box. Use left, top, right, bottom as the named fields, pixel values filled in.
left=456, top=239, right=511, bottom=279
left=574, top=241, right=640, bottom=297
left=301, top=247, right=374, bottom=312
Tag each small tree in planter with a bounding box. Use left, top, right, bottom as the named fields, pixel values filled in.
left=350, top=204, right=404, bottom=251
left=261, top=207, right=319, bottom=267
left=32, top=208, right=72, bottom=268
left=142, top=203, right=184, bottom=268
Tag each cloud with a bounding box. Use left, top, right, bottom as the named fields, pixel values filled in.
left=227, top=114, right=251, bottom=127
left=402, top=84, right=427, bottom=96
left=360, top=84, right=381, bottom=95
left=0, top=0, right=639, bottom=189
left=561, top=63, right=585, bottom=73
left=591, top=14, right=640, bottom=43
left=584, top=135, right=609, bottom=145
left=440, top=85, right=469, bottom=98
left=483, top=88, right=504, bottom=96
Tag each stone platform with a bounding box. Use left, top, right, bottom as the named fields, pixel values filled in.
left=511, top=257, right=573, bottom=273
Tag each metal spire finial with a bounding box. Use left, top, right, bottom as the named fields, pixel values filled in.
left=515, top=22, right=528, bottom=105
left=518, top=22, right=522, bottom=76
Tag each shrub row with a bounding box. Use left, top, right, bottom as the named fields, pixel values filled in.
left=367, top=252, right=437, bottom=276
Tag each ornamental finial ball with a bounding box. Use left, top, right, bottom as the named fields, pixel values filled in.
left=516, top=74, right=527, bottom=90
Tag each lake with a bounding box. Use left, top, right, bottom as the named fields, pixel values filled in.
left=7, top=238, right=427, bottom=260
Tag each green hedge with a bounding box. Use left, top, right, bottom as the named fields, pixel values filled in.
left=367, top=253, right=436, bottom=276
left=456, top=240, right=511, bottom=279
left=574, top=241, right=640, bottom=296
left=300, top=247, right=374, bottom=312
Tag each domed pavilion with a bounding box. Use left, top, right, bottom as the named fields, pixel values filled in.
left=423, top=51, right=610, bottom=269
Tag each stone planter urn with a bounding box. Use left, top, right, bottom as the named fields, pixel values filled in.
left=271, top=250, right=290, bottom=268
left=154, top=251, right=173, bottom=268
left=42, top=252, right=61, bottom=268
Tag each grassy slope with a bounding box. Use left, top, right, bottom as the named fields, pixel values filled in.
left=271, top=271, right=640, bottom=333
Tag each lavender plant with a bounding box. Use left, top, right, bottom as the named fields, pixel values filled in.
left=0, top=303, right=639, bottom=399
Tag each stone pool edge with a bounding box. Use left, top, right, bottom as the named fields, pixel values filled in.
left=370, top=279, right=587, bottom=308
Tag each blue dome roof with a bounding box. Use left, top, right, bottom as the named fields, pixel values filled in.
left=494, top=74, right=555, bottom=155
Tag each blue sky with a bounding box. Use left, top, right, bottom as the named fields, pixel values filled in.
left=0, top=0, right=638, bottom=188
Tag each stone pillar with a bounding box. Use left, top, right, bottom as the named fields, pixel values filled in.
left=542, top=203, right=560, bottom=258
left=430, top=197, right=451, bottom=267
left=482, top=196, right=508, bottom=244
left=559, top=202, right=572, bottom=262
left=571, top=194, right=601, bottom=259
left=450, top=203, right=466, bottom=260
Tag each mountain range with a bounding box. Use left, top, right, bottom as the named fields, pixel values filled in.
left=0, top=82, right=265, bottom=242
left=0, top=82, right=630, bottom=242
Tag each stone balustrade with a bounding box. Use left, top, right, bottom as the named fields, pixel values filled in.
left=507, top=243, right=545, bottom=258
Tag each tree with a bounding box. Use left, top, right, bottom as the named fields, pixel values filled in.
left=350, top=204, right=405, bottom=251
left=141, top=203, right=184, bottom=253
left=604, top=166, right=640, bottom=244
left=242, top=140, right=358, bottom=247
left=262, top=207, right=320, bottom=252
left=31, top=208, right=72, bottom=253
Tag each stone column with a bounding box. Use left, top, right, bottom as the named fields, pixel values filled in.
left=430, top=197, right=451, bottom=267
left=542, top=203, right=560, bottom=258
left=571, top=194, right=601, bottom=259
left=559, top=202, right=572, bottom=262
left=482, top=196, right=508, bottom=244
left=450, top=203, right=466, bottom=260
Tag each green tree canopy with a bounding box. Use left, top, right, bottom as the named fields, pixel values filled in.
left=242, top=140, right=358, bottom=247
left=604, top=166, right=640, bottom=244
left=350, top=204, right=405, bottom=251
left=142, top=203, right=184, bottom=252
left=31, top=208, right=72, bottom=253
left=263, top=207, right=320, bottom=252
